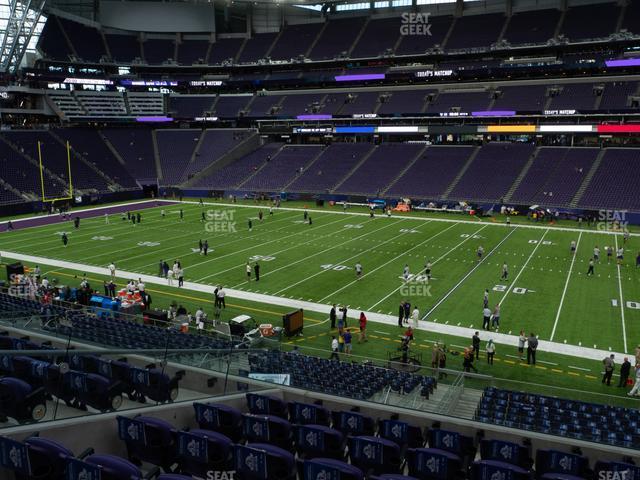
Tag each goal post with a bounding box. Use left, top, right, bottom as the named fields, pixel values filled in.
left=38, top=140, right=74, bottom=203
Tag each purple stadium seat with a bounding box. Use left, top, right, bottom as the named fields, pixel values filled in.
left=270, top=22, right=323, bottom=60
left=209, top=38, right=244, bottom=64
left=309, top=17, right=366, bottom=60
left=448, top=143, right=534, bottom=202
left=503, top=9, right=561, bottom=45
left=387, top=146, right=474, bottom=199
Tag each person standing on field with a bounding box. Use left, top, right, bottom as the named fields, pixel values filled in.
left=527, top=333, right=538, bottom=365
left=602, top=354, right=615, bottom=386
left=619, top=357, right=631, bottom=387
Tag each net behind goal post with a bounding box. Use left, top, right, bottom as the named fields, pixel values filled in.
left=37, top=140, right=74, bottom=203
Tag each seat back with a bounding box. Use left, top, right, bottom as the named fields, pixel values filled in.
left=303, top=458, right=364, bottom=480
left=535, top=450, right=589, bottom=477
left=233, top=443, right=295, bottom=480
left=406, top=447, right=462, bottom=480
left=194, top=402, right=243, bottom=441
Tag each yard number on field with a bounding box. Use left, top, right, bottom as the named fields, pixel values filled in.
left=249, top=255, right=276, bottom=262
left=321, top=264, right=351, bottom=271
left=493, top=285, right=534, bottom=295
left=611, top=299, right=640, bottom=309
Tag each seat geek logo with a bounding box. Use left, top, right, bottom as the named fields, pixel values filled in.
left=400, top=13, right=432, bottom=36
left=598, top=470, right=631, bottom=480
left=207, top=471, right=235, bottom=480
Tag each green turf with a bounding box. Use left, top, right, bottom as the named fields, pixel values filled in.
left=1, top=199, right=639, bottom=406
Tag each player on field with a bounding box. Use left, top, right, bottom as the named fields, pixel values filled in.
left=501, top=262, right=508, bottom=280
left=203, top=240, right=209, bottom=256
left=492, top=304, right=500, bottom=331
left=258, top=211, right=263, bottom=222
left=308, top=216, right=312, bottom=225
left=246, top=262, right=252, bottom=282
left=179, top=209, right=184, bottom=221
left=477, top=246, right=484, bottom=261
left=482, top=306, right=491, bottom=330
left=62, top=232, right=68, bottom=248
left=201, top=211, right=205, bottom=223
left=198, top=239, right=203, bottom=253
left=104, top=213, right=109, bottom=224
left=506, top=216, right=511, bottom=227
left=636, top=252, right=640, bottom=268
left=483, top=289, right=489, bottom=308
left=248, top=219, right=253, bottom=232
left=303, top=209, right=308, bottom=221
left=587, top=258, right=595, bottom=276
left=617, top=247, right=624, bottom=265
left=403, top=264, right=410, bottom=282
left=424, top=260, right=432, bottom=282
left=108, top=262, right=116, bottom=279
left=161, top=209, right=165, bottom=218
left=607, top=245, right=613, bottom=263
left=570, top=240, right=576, bottom=254
left=624, top=230, right=630, bottom=244
left=74, top=217, right=80, bottom=229
left=137, top=213, right=141, bottom=223
left=269, top=206, right=273, bottom=216
left=594, top=245, right=600, bottom=263
left=354, top=262, right=363, bottom=279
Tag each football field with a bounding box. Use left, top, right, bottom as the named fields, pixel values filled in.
left=1, top=199, right=640, bottom=390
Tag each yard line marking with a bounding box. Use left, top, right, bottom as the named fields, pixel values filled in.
left=230, top=219, right=407, bottom=288
left=366, top=223, right=486, bottom=310
left=421, top=225, right=517, bottom=320
left=549, top=232, right=582, bottom=342
left=498, top=228, right=550, bottom=307
left=305, top=319, right=329, bottom=328
left=324, top=222, right=459, bottom=304
left=537, top=360, right=558, bottom=366
left=568, top=365, right=590, bottom=371
left=614, top=234, right=628, bottom=353
left=272, top=219, right=425, bottom=295
left=194, top=214, right=354, bottom=281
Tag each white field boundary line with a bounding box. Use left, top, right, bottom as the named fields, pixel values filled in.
left=614, top=234, right=628, bottom=353
left=497, top=228, right=550, bottom=307
left=2, top=249, right=629, bottom=362
left=549, top=231, right=582, bottom=342
left=272, top=219, right=423, bottom=295
left=231, top=218, right=409, bottom=288
left=0, top=250, right=629, bottom=361
left=366, top=223, right=487, bottom=310
left=167, top=199, right=640, bottom=237
left=421, top=226, right=519, bottom=321
left=322, top=221, right=457, bottom=305
left=194, top=214, right=361, bottom=282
